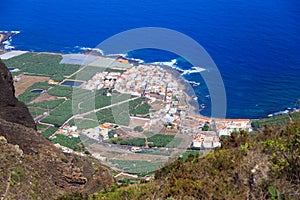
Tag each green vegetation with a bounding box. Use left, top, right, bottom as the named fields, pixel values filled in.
left=97, top=121, right=300, bottom=199
left=18, top=82, right=52, bottom=103
left=28, top=99, right=65, bottom=109
left=56, top=192, right=89, bottom=200
left=10, top=167, right=25, bottom=186
left=3, top=52, right=80, bottom=81
left=290, top=111, right=300, bottom=120
left=51, top=134, right=84, bottom=151
left=136, top=149, right=172, bottom=156
left=252, top=114, right=291, bottom=129
left=84, top=106, right=130, bottom=126
left=41, top=127, right=58, bottom=139
left=29, top=107, right=47, bottom=118
left=252, top=112, right=300, bottom=129
left=202, top=123, right=212, bottom=131
left=41, top=100, right=72, bottom=127
left=106, top=134, right=175, bottom=147
left=47, top=85, right=74, bottom=98
left=133, top=126, right=143, bottom=132
left=76, top=119, right=99, bottom=129
left=181, top=150, right=202, bottom=161
left=129, top=97, right=151, bottom=115
left=70, top=66, right=124, bottom=81
left=165, top=137, right=182, bottom=148
left=36, top=123, right=50, bottom=130
left=70, top=66, right=101, bottom=81
left=110, top=159, right=163, bottom=174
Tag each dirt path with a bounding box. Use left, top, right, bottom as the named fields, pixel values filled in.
left=1, top=171, right=11, bottom=200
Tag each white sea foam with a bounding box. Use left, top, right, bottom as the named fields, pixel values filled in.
left=106, top=53, right=127, bottom=57
left=181, top=66, right=206, bottom=75
left=152, top=59, right=177, bottom=67
left=152, top=59, right=206, bottom=75
left=1, top=31, right=20, bottom=51
left=185, top=80, right=200, bottom=86
left=152, top=59, right=186, bottom=73
left=125, top=57, right=145, bottom=63
left=4, top=45, right=15, bottom=50
left=76, top=46, right=104, bottom=55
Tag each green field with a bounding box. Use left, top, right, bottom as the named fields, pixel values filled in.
left=181, top=150, right=202, bottom=161
left=51, top=134, right=84, bottom=151
left=36, top=123, right=50, bottom=131
left=74, top=119, right=99, bottom=129
left=41, top=127, right=58, bottom=139
left=129, top=97, right=151, bottom=115
left=29, top=107, right=47, bottom=118
left=69, top=66, right=125, bottom=81
left=251, top=114, right=292, bottom=129
left=3, top=52, right=80, bottom=81
left=290, top=112, right=300, bottom=120
left=47, top=85, right=74, bottom=98
left=28, top=99, right=65, bottom=109
left=100, top=106, right=130, bottom=126
left=18, top=82, right=52, bottom=103
left=106, top=134, right=176, bottom=148
left=109, top=159, right=163, bottom=174
left=40, top=100, right=73, bottom=127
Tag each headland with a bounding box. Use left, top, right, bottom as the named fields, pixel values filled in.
left=0, top=31, right=19, bottom=51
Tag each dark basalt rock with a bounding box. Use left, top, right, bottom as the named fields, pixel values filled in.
left=0, top=59, right=36, bottom=130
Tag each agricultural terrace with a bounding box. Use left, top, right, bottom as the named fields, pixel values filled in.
left=3, top=52, right=80, bottom=81
left=251, top=111, right=300, bottom=129
left=70, top=65, right=124, bottom=81
left=105, top=134, right=181, bottom=148
left=18, top=82, right=52, bottom=103
left=4, top=52, right=188, bottom=175
left=109, top=159, right=164, bottom=174
left=14, top=75, right=50, bottom=96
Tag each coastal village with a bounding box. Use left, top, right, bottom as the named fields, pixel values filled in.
left=0, top=48, right=253, bottom=175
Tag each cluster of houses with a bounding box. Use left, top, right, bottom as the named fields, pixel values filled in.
left=215, top=119, right=252, bottom=136
left=81, top=71, right=121, bottom=90
left=51, top=125, right=80, bottom=139
left=50, top=62, right=252, bottom=153
left=114, top=65, right=179, bottom=97
left=191, top=131, right=221, bottom=149
left=52, top=122, right=117, bottom=142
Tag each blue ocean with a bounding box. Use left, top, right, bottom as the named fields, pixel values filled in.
left=2, top=0, right=300, bottom=119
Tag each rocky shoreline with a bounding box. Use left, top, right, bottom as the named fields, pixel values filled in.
left=0, top=31, right=19, bottom=50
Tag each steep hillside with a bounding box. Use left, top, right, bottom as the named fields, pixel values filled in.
left=0, top=60, right=36, bottom=130
left=0, top=60, right=114, bottom=200
left=97, top=122, right=300, bottom=200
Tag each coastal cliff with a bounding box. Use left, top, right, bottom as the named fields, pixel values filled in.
left=0, top=60, right=114, bottom=199
left=0, top=59, right=36, bottom=130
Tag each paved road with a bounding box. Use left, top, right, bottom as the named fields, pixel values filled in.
left=61, top=96, right=139, bottom=127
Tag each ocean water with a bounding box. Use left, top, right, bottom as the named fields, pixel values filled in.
left=1, top=0, right=300, bottom=119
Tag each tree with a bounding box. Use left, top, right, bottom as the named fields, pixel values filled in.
left=133, top=126, right=144, bottom=132
left=202, top=123, right=210, bottom=131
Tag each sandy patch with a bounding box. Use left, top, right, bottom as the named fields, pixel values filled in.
left=14, top=75, right=50, bottom=97
left=29, top=93, right=60, bottom=104
left=129, top=117, right=149, bottom=128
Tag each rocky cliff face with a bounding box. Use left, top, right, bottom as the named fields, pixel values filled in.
left=0, top=60, right=36, bottom=130
left=0, top=60, right=114, bottom=199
